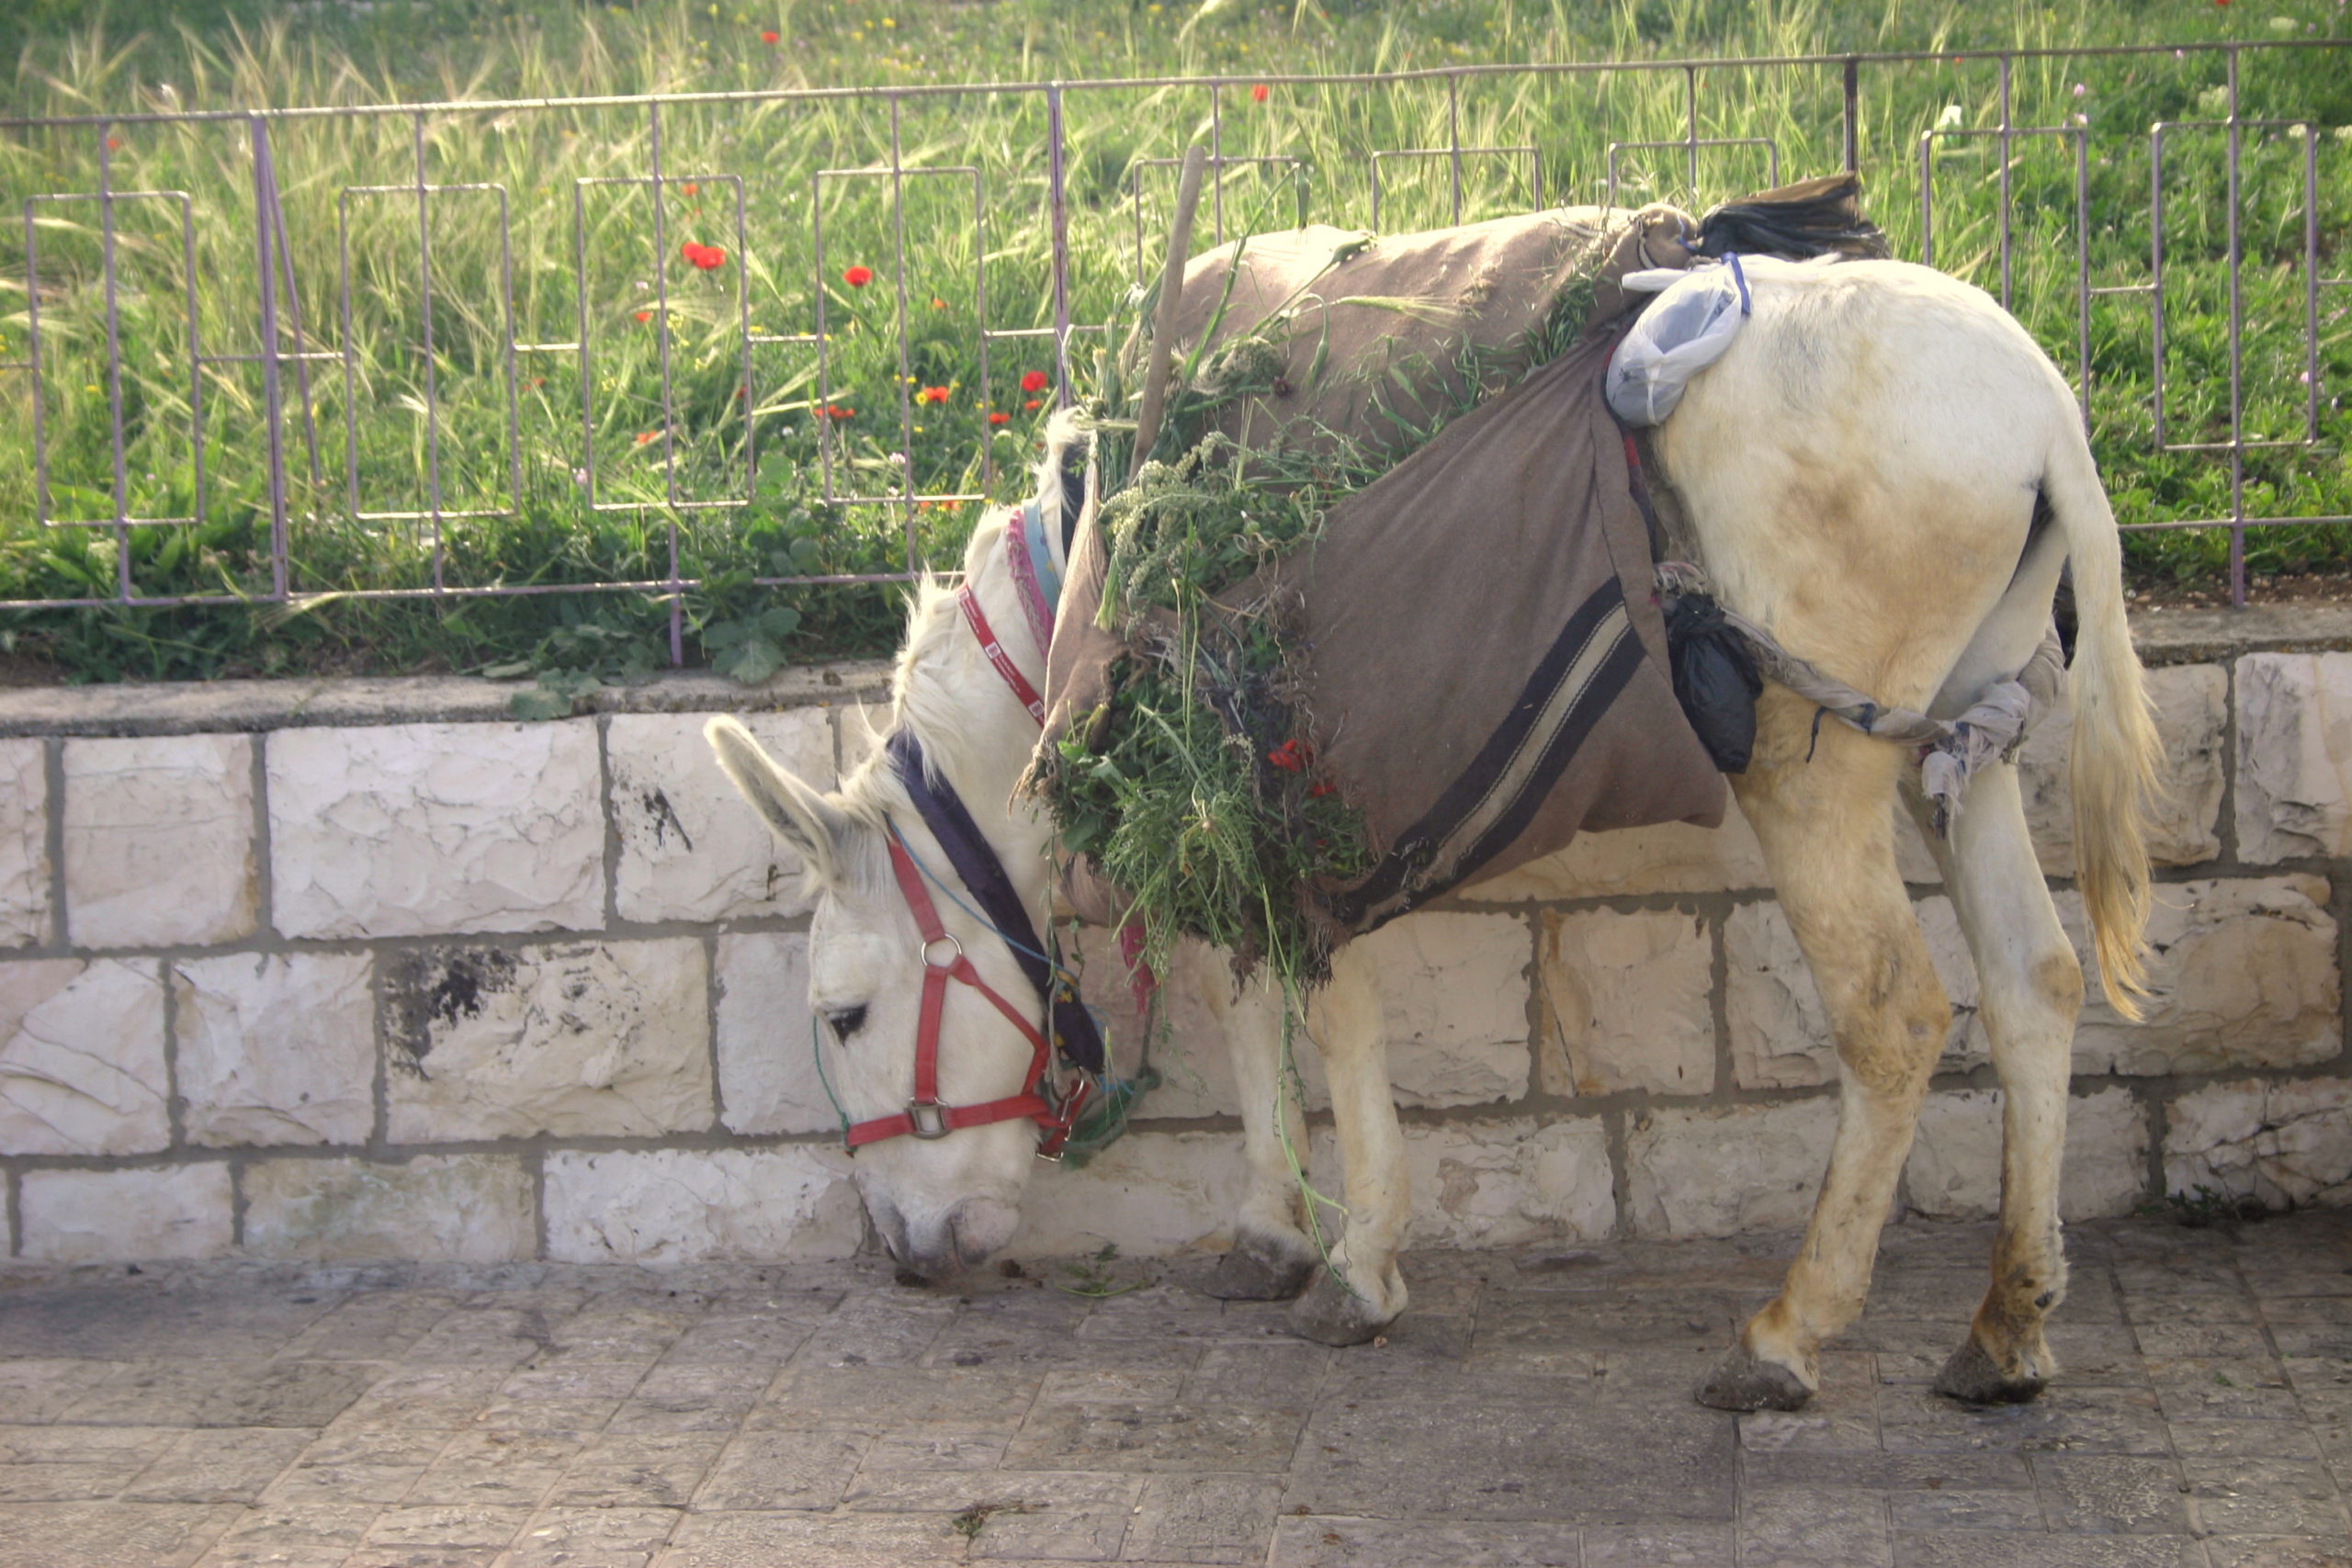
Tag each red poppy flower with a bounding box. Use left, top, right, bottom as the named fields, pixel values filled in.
left=760, top=28, right=779, bottom=43
left=682, top=242, right=727, bottom=271
left=1308, top=780, right=1335, bottom=797
left=106, top=136, right=122, bottom=151
left=1267, top=738, right=1305, bottom=772
left=988, top=411, right=1010, bottom=425
left=1250, top=84, right=1269, bottom=103
left=681, top=181, right=699, bottom=197
left=634, top=310, right=652, bottom=323
left=635, top=430, right=659, bottom=446
left=842, top=265, right=874, bottom=288
left=1020, top=369, right=1049, bottom=394
left=920, top=386, right=948, bottom=404
left=1023, top=399, right=1042, bottom=411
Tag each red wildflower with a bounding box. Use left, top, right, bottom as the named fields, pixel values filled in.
left=1023, top=399, right=1041, bottom=411
left=761, top=28, right=779, bottom=43
left=988, top=411, right=1010, bottom=425
left=106, top=136, right=121, bottom=151
left=681, top=181, right=699, bottom=197
left=634, top=310, right=652, bottom=322
left=1250, top=84, right=1269, bottom=103
left=920, top=386, right=949, bottom=404
left=1020, top=369, right=1049, bottom=394
left=1308, top=780, right=1335, bottom=797
left=1267, top=739, right=1305, bottom=772
left=635, top=430, right=660, bottom=446
left=931, top=297, right=946, bottom=310
left=842, top=265, right=874, bottom=288
left=682, top=242, right=727, bottom=271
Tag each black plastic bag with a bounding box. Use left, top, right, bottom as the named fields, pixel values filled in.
left=1665, top=592, right=1763, bottom=774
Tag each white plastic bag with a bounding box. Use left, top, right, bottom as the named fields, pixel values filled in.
left=1604, top=254, right=1754, bottom=427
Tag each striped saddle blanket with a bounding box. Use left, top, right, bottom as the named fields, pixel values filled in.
left=1048, top=324, right=1726, bottom=942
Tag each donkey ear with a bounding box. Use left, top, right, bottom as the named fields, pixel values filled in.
left=705, top=716, right=859, bottom=888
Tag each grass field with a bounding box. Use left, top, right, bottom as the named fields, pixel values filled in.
left=4, top=0, right=2351, bottom=684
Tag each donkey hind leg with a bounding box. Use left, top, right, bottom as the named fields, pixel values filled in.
left=1894, top=547, right=2084, bottom=1402
left=1900, top=762, right=2079, bottom=1402
left=1697, top=687, right=1952, bottom=1412
left=1289, top=942, right=1413, bottom=1345
left=1189, top=943, right=1320, bottom=1301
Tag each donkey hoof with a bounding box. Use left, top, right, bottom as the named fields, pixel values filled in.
left=1693, top=1347, right=1813, bottom=1412
left=1286, top=1268, right=1394, bottom=1347
left=1933, top=1337, right=2048, bottom=1405
left=1204, top=1233, right=1317, bottom=1302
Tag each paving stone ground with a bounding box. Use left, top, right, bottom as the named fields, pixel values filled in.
left=2, top=1211, right=2350, bottom=1567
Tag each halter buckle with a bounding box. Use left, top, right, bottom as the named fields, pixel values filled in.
left=905, top=1099, right=951, bottom=1139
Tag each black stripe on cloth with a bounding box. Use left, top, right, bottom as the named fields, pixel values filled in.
left=887, top=729, right=1106, bottom=1074
left=1325, top=581, right=1639, bottom=932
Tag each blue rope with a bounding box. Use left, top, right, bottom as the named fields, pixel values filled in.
left=809, top=1013, right=853, bottom=1142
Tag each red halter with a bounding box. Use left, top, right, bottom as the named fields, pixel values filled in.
left=840, top=831, right=1086, bottom=1153
left=839, top=505, right=1091, bottom=1154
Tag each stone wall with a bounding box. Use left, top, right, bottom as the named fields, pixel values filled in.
left=4, top=620, right=2351, bottom=1268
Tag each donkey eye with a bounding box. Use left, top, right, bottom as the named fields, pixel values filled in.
left=826, top=1005, right=868, bottom=1040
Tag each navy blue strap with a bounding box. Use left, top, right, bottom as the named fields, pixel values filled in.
left=888, top=730, right=1107, bottom=1074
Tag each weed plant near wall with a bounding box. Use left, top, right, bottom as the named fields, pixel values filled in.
left=4, top=0, right=2351, bottom=683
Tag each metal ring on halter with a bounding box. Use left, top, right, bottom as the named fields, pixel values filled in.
left=918, top=933, right=963, bottom=970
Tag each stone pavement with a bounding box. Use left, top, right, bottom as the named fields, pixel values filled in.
left=2, top=1212, right=2350, bottom=1568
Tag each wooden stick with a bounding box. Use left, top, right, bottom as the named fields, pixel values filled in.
left=1129, top=143, right=1209, bottom=484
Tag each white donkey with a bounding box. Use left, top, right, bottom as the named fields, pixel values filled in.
left=709, top=253, right=2158, bottom=1414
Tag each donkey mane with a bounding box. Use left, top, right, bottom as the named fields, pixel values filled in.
left=836, top=411, right=1094, bottom=838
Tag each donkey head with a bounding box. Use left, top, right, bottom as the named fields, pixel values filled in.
left=707, top=714, right=1047, bottom=1278
left=705, top=419, right=1095, bottom=1280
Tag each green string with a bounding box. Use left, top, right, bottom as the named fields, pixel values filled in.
left=809, top=1013, right=852, bottom=1144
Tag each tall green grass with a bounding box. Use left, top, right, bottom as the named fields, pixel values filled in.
left=4, top=0, right=2349, bottom=682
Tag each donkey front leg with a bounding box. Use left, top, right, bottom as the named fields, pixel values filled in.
left=1288, top=942, right=1412, bottom=1345
left=1902, top=761, right=2080, bottom=1404
left=1698, top=693, right=1952, bottom=1411
left=1193, top=946, right=1321, bottom=1302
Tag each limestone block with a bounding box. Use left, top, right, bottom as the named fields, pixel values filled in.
left=1013, top=1130, right=1251, bottom=1258
left=1904, top=1086, right=2149, bottom=1223
left=1624, top=1096, right=1839, bottom=1238
left=2069, top=876, right=2338, bottom=1077
left=19, top=1165, right=233, bottom=1263
left=172, top=953, right=375, bottom=1148
left=268, top=719, right=603, bottom=939
left=1460, top=801, right=1768, bottom=902
left=2163, top=1077, right=2352, bottom=1210
left=0, top=957, right=167, bottom=1156
left=2019, top=665, right=2227, bottom=875
left=1725, top=897, right=1981, bottom=1090
left=62, top=734, right=255, bottom=948
left=1402, top=1117, right=1615, bottom=1247
left=384, top=938, right=712, bottom=1142
left=1536, top=908, right=1713, bottom=1097
left=609, top=709, right=835, bottom=924
left=1352, top=912, right=1531, bottom=1108
left=0, top=739, right=51, bottom=948
left=243, top=1155, right=535, bottom=1262
left=543, top=1148, right=863, bottom=1265
left=713, top=931, right=828, bottom=1135
left=2237, top=651, right=2352, bottom=863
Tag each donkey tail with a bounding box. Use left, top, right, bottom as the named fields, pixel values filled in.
left=2043, top=421, right=2160, bottom=1018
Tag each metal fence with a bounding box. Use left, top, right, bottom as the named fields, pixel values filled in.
left=3, top=39, right=2346, bottom=659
